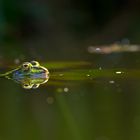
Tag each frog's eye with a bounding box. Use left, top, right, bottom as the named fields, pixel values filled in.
left=30, top=61, right=40, bottom=67
left=22, top=62, right=31, bottom=70
left=22, top=84, right=33, bottom=89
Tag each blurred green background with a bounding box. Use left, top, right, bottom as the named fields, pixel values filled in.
left=0, top=0, right=140, bottom=140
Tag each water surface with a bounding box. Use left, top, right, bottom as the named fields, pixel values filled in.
left=0, top=52, right=139, bottom=140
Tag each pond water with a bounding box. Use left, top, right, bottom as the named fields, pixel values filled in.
left=0, top=46, right=140, bottom=140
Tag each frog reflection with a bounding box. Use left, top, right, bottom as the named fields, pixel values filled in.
left=1, top=61, right=49, bottom=89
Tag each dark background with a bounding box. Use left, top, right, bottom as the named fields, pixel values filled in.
left=0, top=0, right=140, bottom=61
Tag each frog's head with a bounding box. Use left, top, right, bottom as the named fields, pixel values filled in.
left=6, top=61, right=49, bottom=89
left=13, top=61, right=49, bottom=79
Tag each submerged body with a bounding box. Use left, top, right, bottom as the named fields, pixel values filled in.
left=1, top=61, right=49, bottom=89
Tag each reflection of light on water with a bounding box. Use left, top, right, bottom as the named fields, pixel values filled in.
left=88, top=43, right=140, bottom=54
left=14, top=58, right=20, bottom=64
left=109, top=80, right=115, bottom=84
left=64, top=87, right=69, bottom=92
left=86, top=74, right=90, bottom=77
left=59, top=73, right=64, bottom=76
left=115, top=71, right=123, bottom=74
left=99, top=67, right=102, bottom=70
left=57, top=87, right=69, bottom=93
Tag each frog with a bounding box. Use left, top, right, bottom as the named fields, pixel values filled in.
left=0, top=61, right=49, bottom=89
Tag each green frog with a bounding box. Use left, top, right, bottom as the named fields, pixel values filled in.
left=0, top=61, right=49, bottom=89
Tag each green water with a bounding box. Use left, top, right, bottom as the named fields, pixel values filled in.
left=0, top=54, right=140, bottom=140
left=1, top=0, right=140, bottom=139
